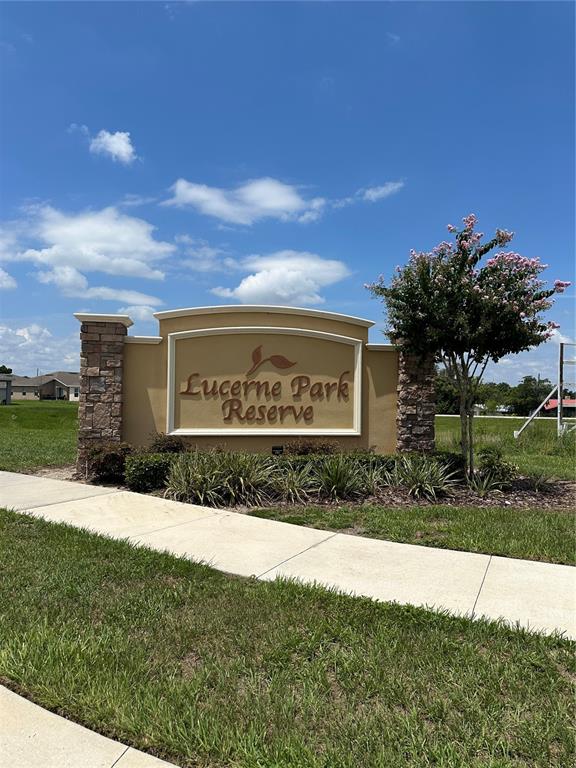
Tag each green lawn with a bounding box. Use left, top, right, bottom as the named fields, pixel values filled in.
left=436, top=415, right=576, bottom=480
left=250, top=504, right=576, bottom=565
left=0, top=400, right=78, bottom=471
left=1, top=508, right=574, bottom=768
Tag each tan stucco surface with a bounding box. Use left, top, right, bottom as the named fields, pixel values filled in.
left=123, top=308, right=397, bottom=453
left=158, top=309, right=370, bottom=342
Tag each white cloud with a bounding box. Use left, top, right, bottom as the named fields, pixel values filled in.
left=549, top=328, right=575, bottom=346
left=163, top=176, right=404, bottom=224
left=69, top=124, right=138, bottom=165
left=117, top=305, right=157, bottom=323
left=36, top=265, right=87, bottom=293
left=0, top=323, right=79, bottom=376
left=163, top=177, right=326, bottom=225
left=68, top=123, right=89, bottom=137
left=0, top=267, right=16, bottom=289
left=36, top=266, right=162, bottom=306
left=212, top=250, right=350, bottom=306
left=332, top=181, right=405, bottom=209
left=9, top=204, right=173, bottom=289
left=360, top=182, right=405, bottom=202
left=175, top=234, right=238, bottom=272
left=0, top=227, right=19, bottom=261
left=484, top=332, right=576, bottom=386
left=118, top=193, right=157, bottom=208
left=89, top=129, right=138, bottom=165
left=1, top=205, right=173, bottom=306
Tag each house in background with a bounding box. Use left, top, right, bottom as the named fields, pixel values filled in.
left=10, top=372, right=80, bottom=401
left=543, top=398, right=576, bottom=416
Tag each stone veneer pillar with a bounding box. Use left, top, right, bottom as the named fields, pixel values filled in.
left=75, top=314, right=132, bottom=476
left=396, top=350, right=436, bottom=453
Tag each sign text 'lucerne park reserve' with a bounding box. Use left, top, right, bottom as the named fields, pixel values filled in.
left=179, top=345, right=350, bottom=425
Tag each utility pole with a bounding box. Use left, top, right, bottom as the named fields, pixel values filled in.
left=557, top=343, right=564, bottom=437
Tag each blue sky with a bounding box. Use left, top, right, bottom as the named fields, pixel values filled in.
left=1, top=0, right=574, bottom=381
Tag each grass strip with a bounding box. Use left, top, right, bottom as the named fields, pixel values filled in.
left=250, top=504, right=576, bottom=565
left=0, top=508, right=574, bottom=768
left=0, top=401, right=78, bottom=471
left=436, top=415, right=576, bottom=480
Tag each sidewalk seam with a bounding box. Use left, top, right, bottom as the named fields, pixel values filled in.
left=471, top=555, right=493, bottom=616
left=110, top=745, right=130, bottom=767
left=127, top=511, right=224, bottom=540
left=256, top=531, right=340, bottom=579
left=21, top=489, right=121, bottom=511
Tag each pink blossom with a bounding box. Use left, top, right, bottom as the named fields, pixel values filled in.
left=447, top=224, right=457, bottom=233
left=554, top=280, right=571, bottom=293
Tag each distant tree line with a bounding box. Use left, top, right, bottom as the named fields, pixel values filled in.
left=436, top=370, right=575, bottom=416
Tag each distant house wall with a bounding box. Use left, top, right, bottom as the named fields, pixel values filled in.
left=39, top=381, right=58, bottom=399
left=38, top=381, right=79, bottom=400
left=11, top=386, right=38, bottom=400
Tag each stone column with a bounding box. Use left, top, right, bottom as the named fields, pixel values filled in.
left=396, top=351, right=436, bottom=453
left=74, top=314, right=133, bottom=476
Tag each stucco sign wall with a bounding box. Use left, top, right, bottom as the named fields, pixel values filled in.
left=168, top=327, right=362, bottom=435
left=75, top=305, right=402, bottom=455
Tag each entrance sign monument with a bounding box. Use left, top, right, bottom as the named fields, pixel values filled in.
left=75, top=305, right=435, bottom=468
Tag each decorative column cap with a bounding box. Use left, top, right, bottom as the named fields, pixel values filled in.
left=366, top=343, right=397, bottom=350
left=74, top=313, right=133, bottom=328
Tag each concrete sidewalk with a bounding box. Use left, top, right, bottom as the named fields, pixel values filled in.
left=0, top=686, right=176, bottom=768
left=1, top=471, right=575, bottom=638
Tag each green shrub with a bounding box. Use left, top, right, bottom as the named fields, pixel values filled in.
left=165, top=451, right=277, bottom=507
left=125, top=453, right=174, bottom=493
left=278, top=452, right=395, bottom=473
left=430, top=450, right=466, bottom=478
left=526, top=470, right=556, bottom=493
left=361, top=456, right=392, bottom=495
left=477, top=446, right=518, bottom=484
left=313, top=454, right=366, bottom=500
left=141, top=447, right=469, bottom=507
left=148, top=432, right=187, bottom=454
left=467, top=472, right=504, bottom=498
left=165, top=451, right=227, bottom=507
left=283, top=439, right=339, bottom=455
left=390, top=455, right=458, bottom=501
left=87, top=441, right=132, bottom=484
left=217, top=452, right=277, bottom=506
left=273, top=460, right=318, bottom=503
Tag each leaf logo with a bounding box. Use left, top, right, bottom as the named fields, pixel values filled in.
left=246, top=345, right=297, bottom=376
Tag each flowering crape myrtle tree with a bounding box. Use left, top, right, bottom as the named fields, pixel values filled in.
left=367, top=214, right=570, bottom=475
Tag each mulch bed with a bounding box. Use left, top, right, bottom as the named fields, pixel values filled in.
left=238, top=480, right=575, bottom=512
left=364, top=479, right=576, bottom=511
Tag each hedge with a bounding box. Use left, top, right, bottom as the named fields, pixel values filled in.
left=124, top=453, right=175, bottom=492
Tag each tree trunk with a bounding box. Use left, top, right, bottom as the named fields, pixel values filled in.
left=459, top=385, right=469, bottom=477
left=467, top=406, right=474, bottom=476
left=443, top=352, right=490, bottom=479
